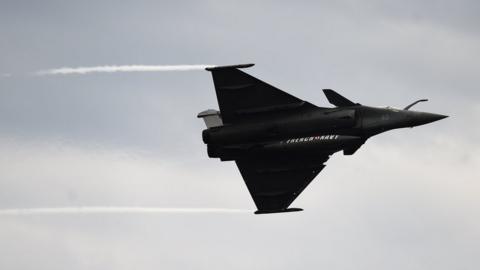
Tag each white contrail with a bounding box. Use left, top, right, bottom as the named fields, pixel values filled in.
left=0, top=207, right=250, bottom=216
left=35, top=65, right=216, bottom=75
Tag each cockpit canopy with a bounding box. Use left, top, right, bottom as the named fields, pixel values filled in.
left=385, top=106, right=401, bottom=112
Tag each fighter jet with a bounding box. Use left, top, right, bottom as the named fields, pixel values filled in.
left=198, top=64, right=447, bottom=214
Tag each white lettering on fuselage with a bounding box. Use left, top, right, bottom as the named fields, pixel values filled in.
left=285, top=135, right=340, bottom=144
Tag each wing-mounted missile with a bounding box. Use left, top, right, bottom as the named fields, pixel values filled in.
left=404, top=99, right=428, bottom=110
left=322, top=89, right=360, bottom=107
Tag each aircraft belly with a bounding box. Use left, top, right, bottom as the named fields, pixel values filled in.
left=264, top=135, right=362, bottom=152
left=208, top=134, right=362, bottom=160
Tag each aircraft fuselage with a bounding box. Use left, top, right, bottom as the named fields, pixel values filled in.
left=203, top=105, right=446, bottom=161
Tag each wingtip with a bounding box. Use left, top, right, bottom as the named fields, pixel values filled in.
left=254, top=208, right=303, bottom=215
left=205, top=63, right=255, bottom=71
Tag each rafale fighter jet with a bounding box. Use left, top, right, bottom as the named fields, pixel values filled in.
left=198, top=64, right=447, bottom=214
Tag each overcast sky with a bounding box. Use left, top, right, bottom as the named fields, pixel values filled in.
left=0, top=1, right=479, bottom=269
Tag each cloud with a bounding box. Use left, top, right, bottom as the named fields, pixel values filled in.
left=0, top=120, right=478, bottom=270
left=1, top=73, right=11, bottom=77
left=35, top=65, right=216, bottom=75
left=0, top=207, right=249, bottom=215
left=0, top=135, right=250, bottom=209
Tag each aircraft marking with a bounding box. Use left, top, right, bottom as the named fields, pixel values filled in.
left=285, top=135, right=339, bottom=144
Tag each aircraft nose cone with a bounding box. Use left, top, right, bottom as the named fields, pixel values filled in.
left=432, top=113, right=449, bottom=121
left=412, top=112, right=448, bottom=126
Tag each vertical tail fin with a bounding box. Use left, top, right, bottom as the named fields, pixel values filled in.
left=197, top=109, right=223, bottom=128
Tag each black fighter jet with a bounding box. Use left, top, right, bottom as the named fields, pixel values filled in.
left=198, top=64, right=447, bottom=214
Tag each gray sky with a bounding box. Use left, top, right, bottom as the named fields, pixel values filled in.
left=0, top=1, right=479, bottom=269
